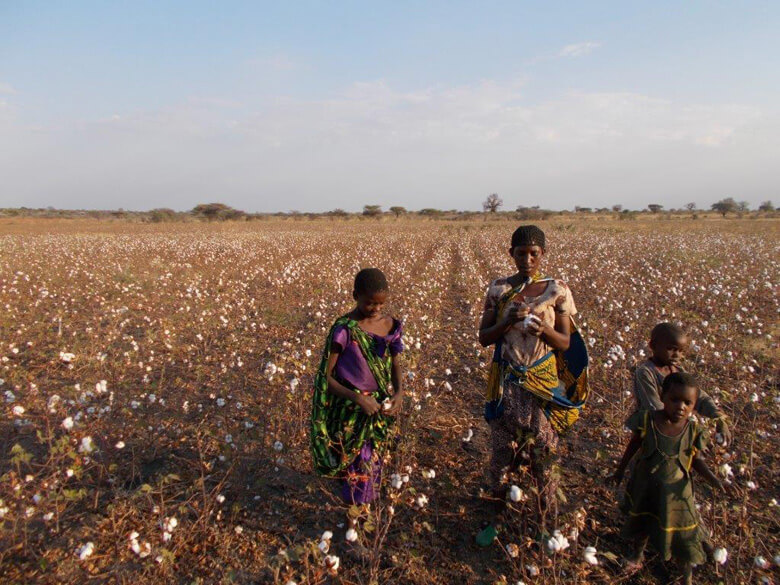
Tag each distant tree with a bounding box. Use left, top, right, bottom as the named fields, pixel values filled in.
left=149, top=208, right=177, bottom=223
left=516, top=205, right=550, bottom=220
left=418, top=208, right=443, bottom=216
left=363, top=205, right=382, bottom=218
left=647, top=204, right=663, bottom=213
left=574, top=206, right=592, bottom=213
left=612, top=204, right=623, bottom=213
left=711, top=197, right=738, bottom=217
left=737, top=201, right=750, bottom=212
left=482, top=193, right=503, bottom=213
left=685, top=202, right=697, bottom=212
left=327, top=208, right=349, bottom=217
left=389, top=206, right=407, bottom=218
left=758, top=200, right=775, bottom=212
left=191, top=203, right=244, bottom=221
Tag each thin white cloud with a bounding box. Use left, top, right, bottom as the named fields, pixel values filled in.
left=0, top=82, right=17, bottom=95
left=0, top=79, right=774, bottom=211
left=558, top=41, right=602, bottom=57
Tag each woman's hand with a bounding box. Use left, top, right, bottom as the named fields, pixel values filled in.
left=502, top=303, right=530, bottom=327
left=525, top=315, right=545, bottom=337
left=356, top=394, right=381, bottom=416
left=716, top=418, right=732, bottom=446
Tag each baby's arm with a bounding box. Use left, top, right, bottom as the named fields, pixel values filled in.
left=607, top=431, right=642, bottom=485
left=325, top=347, right=380, bottom=415
left=692, top=455, right=726, bottom=492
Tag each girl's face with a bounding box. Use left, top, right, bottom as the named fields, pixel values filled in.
left=661, top=383, right=698, bottom=423
left=509, top=245, right=544, bottom=278
left=354, top=290, right=388, bottom=319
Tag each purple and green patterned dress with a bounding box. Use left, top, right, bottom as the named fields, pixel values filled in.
left=310, top=316, right=403, bottom=504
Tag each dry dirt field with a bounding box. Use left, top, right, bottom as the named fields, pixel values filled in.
left=0, top=217, right=777, bottom=584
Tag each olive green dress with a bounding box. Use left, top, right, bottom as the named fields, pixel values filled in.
left=621, top=410, right=708, bottom=564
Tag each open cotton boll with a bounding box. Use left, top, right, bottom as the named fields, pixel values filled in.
left=324, top=554, right=340, bottom=571
left=713, top=547, right=728, bottom=565
left=76, top=542, right=94, bottom=560
left=318, top=540, right=330, bottom=554
left=390, top=473, right=403, bottom=489
left=422, top=469, right=436, bottom=479
left=382, top=399, right=392, bottom=411
left=320, top=530, right=333, bottom=541
left=509, top=485, right=524, bottom=502
left=583, top=546, right=598, bottom=565
left=345, top=528, right=358, bottom=542
left=754, top=556, right=769, bottom=569
left=415, top=494, right=428, bottom=508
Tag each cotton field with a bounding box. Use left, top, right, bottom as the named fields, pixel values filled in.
left=0, top=218, right=777, bottom=584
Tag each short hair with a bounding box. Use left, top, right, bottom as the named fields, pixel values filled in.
left=511, top=225, right=546, bottom=250
left=661, top=371, right=698, bottom=396
left=651, top=322, right=685, bottom=344
left=354, top=268, right=388, bottom=296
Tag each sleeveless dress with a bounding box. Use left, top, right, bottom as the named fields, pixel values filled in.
left=621, top=410, right=708, bottom=564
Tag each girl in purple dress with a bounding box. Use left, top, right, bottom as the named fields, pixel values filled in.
left=310, top=268, right=404, bottom=542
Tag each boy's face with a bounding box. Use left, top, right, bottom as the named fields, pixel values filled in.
left=650, top=335, right=688, bottom=367
left=509, top=244, right=544, bottom=278
left=354, top=290, right=388, bottom=319
left=662, top=383, right=698, bottom=423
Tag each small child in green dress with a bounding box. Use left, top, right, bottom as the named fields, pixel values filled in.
left=609, top=372, right=726, bottom=585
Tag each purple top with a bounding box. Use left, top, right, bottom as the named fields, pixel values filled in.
left=331, top=319, right=403, bottom=392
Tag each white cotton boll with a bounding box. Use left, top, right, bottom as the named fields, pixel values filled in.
left=345, top=528, right=358, bottom=542
left=318, top=539, right=330, bottom=554
left=324, top=554, right=340, bottom=571
left=382, top=399, right=392, bottom=411
left=273, top=440, right=284, bottom=452
left=77, top=542, right=94, bottom=560
left=747, top=480, right=757, bottom=490
left=583, top=546, right=599, bottom=565
left=719, top=463, right=733, bottom=480
left=750, top=393, right=759, bottom=402
left=463, top=428, right=474, bottom=442
left=129, top=531, right=139, bottom=541
left=401, top=474, right=410, bottom=483
left=422, top=469, right=436, bottom=479
left=522, top=315, right=540, bottom=329
left=162, top=531, right=172, bottom=542
left=285, top=581, right=298, bottom=585
left=755, top=556, right=770, bottom=569
left=525, top=564, right=539, bottom=577
left=62, top=416, right=74, bottom=430
left=321, top=530, right=333, bottom=541
left=216, top=398, right=226, bottom=407
left=12, top=405, right=24, bottom=416
left=713, top=547, right=728, bottom=565
left=390, top=473, right=403, bottom=489
left=78, top=436, right=95, bottom=454
left=509, top=485, right=524, bottom=502
left=115, top=441, right=125, bottom=449
left=43, top=512, right=54, bottom=521
left=506, top=543, right=520, bottom=558
left=415, top=494, right=428, bottom=508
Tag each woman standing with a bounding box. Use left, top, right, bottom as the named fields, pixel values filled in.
left=477, top=225, right=588, bottom=545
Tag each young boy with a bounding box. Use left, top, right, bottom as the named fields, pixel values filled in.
left=633, top=322, right=731, bottom=444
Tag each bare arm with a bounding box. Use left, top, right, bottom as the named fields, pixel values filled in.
left=384, top=354, right=404, bottom=415
left=692, top=455, right=725, bottom=492
left=478, top=304, right=528, bottom=347
left=608, top=432, right=642, bottom=484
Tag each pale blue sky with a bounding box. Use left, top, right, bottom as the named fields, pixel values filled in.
left=1, top=2, right=778, bottom=211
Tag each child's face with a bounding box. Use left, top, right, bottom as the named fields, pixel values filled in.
left=354, top=290, right=388, bottom=319
left=509, top=245, right=544, bottom=278
left=661, top=383, right=698, bottom=423
left=650, top=335, right=688, bottom=367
